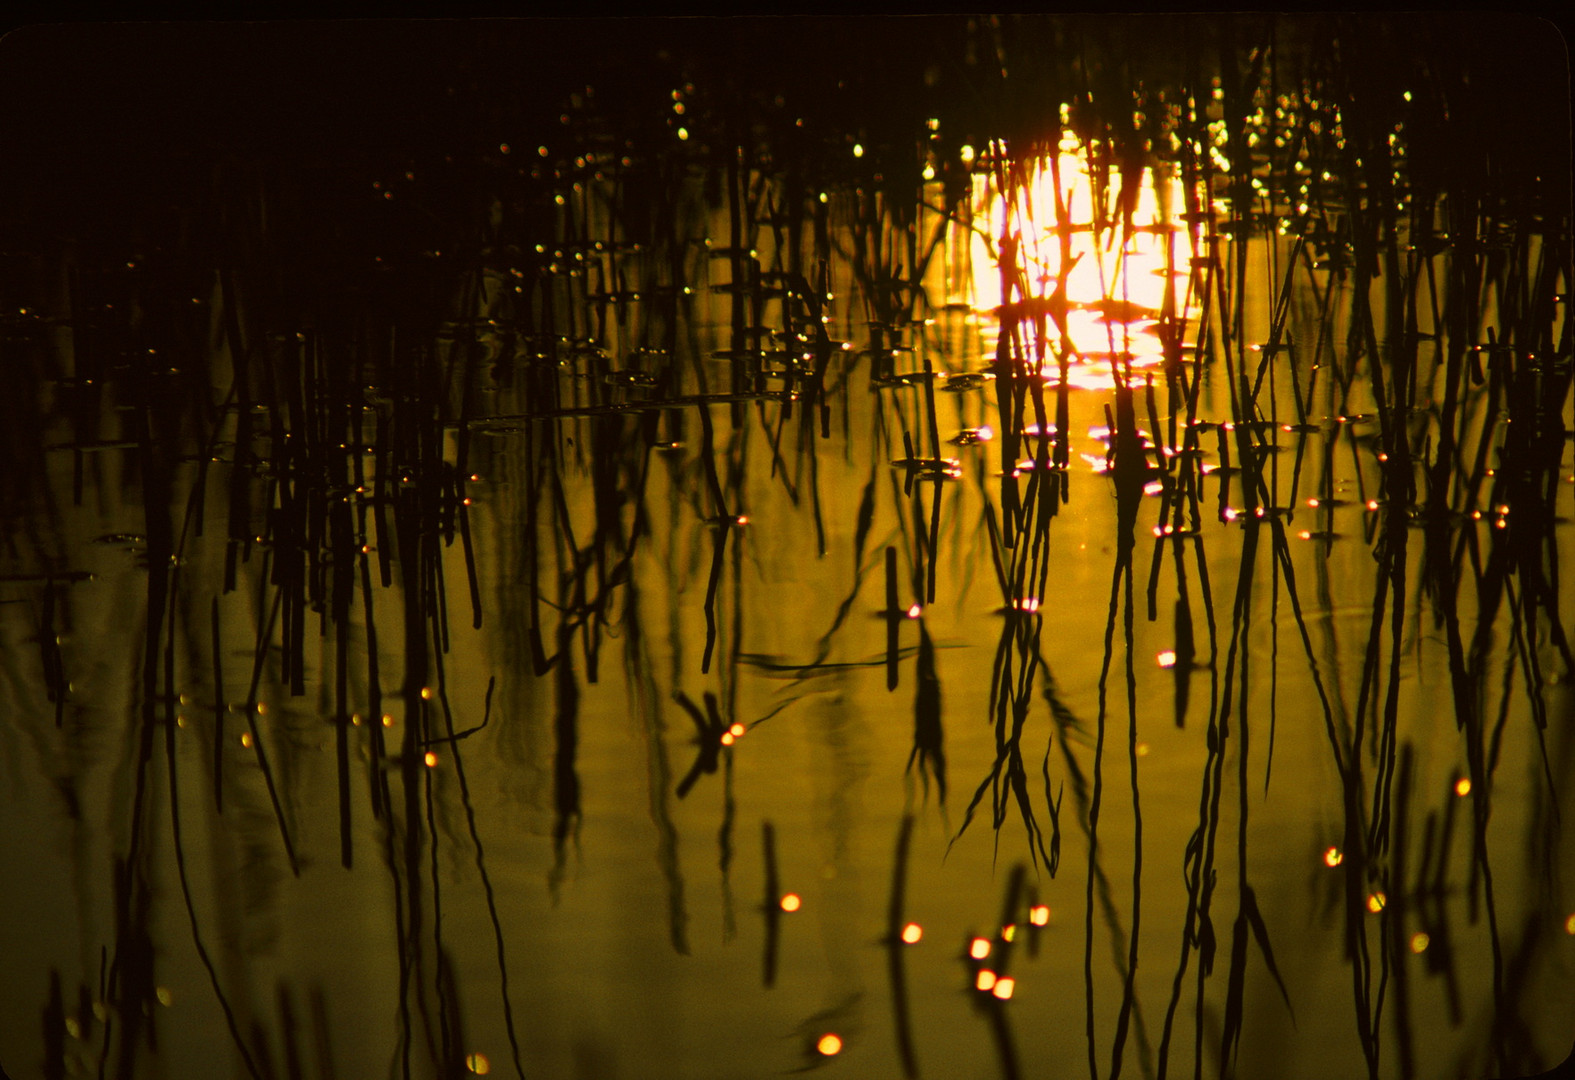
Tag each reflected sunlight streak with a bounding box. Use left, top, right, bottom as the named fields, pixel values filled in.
left=958, top=137, right=1200, bottom=395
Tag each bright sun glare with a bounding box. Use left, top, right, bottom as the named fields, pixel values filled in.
left=959, top=133, right=1199, bottom=392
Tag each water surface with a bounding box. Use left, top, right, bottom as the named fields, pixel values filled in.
left=0, top=15, right=1571, bottom=1080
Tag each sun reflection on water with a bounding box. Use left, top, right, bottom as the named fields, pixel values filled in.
left=957, top=134, right=1200, bottom=393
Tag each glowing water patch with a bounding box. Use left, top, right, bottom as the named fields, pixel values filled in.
left=960, top=139, right=1200, bottom=393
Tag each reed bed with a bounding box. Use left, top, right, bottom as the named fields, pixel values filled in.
left=0, top=15, right=1567, bottom=1080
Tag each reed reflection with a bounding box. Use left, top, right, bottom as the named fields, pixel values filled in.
left=0, top=14, right=1569, bottom=1080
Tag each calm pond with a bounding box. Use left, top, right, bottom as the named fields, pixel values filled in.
left=0, top=16, right=1571, bottom=1080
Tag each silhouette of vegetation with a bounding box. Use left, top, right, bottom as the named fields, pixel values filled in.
left=0, top=14, right=1567, bottom=1080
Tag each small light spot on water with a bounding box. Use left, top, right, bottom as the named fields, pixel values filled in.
left=1029, top=905, right=1050, bottom=926
left=240, top=732, right=253, bottom=749
left=970, top=937, right=992, bottom=960
left=1324, top=847, right=1343, bottom=867
left=975, top=969, right=997, bottom=991
left=817, top=1034, right=842, bottom=1056
left=1367, top=892, right=1387, bottom=914
left=155, top=987, right=173, bottom=1006
left=1001, top=924, right=1016, bottom=942
left=466, top=1053, right=491, bottom=1074
left=780, top=893, right=801, bottom=913
left=1455, top=778, right=1471, bottom=797
left=424, top=752, right=438, bottom=768
left=1410, top=933, right=1430, bottom=953
left=992, top=977, right=1016, bottom=1000
left=1157, top=650, right=1177, bottom=668
left=901, top=923, right=923, bottom=944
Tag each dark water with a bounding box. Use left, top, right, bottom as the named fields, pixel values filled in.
left=0, top=16, right=1571, bottom=1080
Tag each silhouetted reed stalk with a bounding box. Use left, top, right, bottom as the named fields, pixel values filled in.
left=97, top=361, right=175, bottom=1080
left=162, top=557, right=265, bottom=1075
left=762, top=821, right=781, bottom=988
left=623, top=595, right=692, bottom=956
left=885, top=814, right=920, bottom=1078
